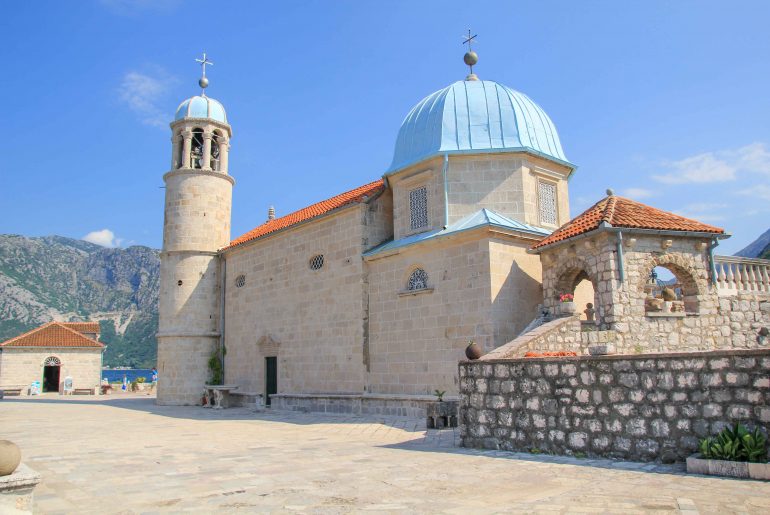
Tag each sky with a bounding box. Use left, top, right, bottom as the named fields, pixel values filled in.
left=2, top=0, right=769, bottom=255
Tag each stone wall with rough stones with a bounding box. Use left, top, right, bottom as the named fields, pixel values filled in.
left=539, top=232, right=770, bottom=354
left=459, top=349, right=770, bottom=462
left=0, top=348, right=102, bottom=393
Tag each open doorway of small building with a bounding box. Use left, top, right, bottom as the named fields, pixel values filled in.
left=43, top=356, right=61, bottom=393
left=572, top=272, right=597, bottom=322
left=265, top=356, right=277, bottom=406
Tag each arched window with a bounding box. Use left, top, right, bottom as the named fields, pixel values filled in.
left=407, top=268, right=429, bottom=291
left=643, top=263, right=700, bottom=314
left=44, top=356, right=61, bottom=366
left=210, top=130, right=222, bottom=171
left=176, top=131, right=184, bottom=169
left=190, top=128, right=204, bottom=169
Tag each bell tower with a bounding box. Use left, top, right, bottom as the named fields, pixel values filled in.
left=157, top=54, right=233, bottom=405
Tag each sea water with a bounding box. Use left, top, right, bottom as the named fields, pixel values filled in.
left=102, top=369, right=154, bottom=383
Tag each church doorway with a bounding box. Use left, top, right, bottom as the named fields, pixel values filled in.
left=265, top=357, right=277, bottom=406
left=43, top=356, right=61, bottom=393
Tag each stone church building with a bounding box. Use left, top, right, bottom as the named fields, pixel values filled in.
left=157, top=52, right=762, bottom=414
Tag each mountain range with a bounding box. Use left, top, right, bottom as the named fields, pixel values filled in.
left=735, top=227, right=770, bottom=259
left=0, top=235, right=159, bottom=368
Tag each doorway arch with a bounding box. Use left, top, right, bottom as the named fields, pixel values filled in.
left=43, top=356, right=62, bottom=393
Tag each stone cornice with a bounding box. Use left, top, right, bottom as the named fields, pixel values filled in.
left=163, top=168, right=235, bottom=185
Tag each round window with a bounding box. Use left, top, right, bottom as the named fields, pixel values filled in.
left=309, top=254, right=324, bottom=270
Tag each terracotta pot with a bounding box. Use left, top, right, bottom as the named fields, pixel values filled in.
left=465, top=341, right=482, bottom=360
left=0, top=440, right=21, bottom=477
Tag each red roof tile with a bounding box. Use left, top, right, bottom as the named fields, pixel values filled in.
left=0, top=322, right=105, bottom=348
left=226, top=179, right=385, bottom=250
left=531, top=195, right=725, bottom=250
left=61, top=322, right=100, bottom=333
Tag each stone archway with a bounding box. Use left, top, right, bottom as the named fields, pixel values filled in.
left=638, top=255, right=707, bottom=314
left=551, top=257, right=602, bottom=324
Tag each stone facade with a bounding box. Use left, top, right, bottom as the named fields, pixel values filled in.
left=459, top=349, right=770, bottom=462
left=0, top=348, right=102, bottom=394
left=539, top=232, right=770, bottom=354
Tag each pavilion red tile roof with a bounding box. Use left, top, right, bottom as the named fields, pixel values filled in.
left=225, top=179, right=385, bottom=250
left=531, top=194, right=725, bottom=251
left=0, top=322, right=105, bottom=348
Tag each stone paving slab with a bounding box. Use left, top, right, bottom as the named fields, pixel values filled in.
left=1, top=396, right=769, bottom=513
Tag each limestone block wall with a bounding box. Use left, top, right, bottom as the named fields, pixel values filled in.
left=389, top=158, right=446, bottom=241
left=459, top=349, right=770, bottom=462
left=162, top=170, right=233, bottom=251
left=223, top=205, right=373, bottom=396
left=488, top=239, right=544, bottom=346
left=0, top=348, right=102, bottom=393
left=367, top=236, right=491, bottom=396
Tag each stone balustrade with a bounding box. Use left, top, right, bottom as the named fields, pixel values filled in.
left=714, top=255, right=770, bottom=295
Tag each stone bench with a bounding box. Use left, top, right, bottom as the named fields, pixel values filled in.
left=229, top=391, right=264, bottom=409
left=0, top=387, right=24, bottom=398
left=202, top=384, right=239, bottom=409
left=73, top=388, right=96, bottom=395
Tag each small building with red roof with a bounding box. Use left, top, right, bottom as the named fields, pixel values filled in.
left=0, top=321, right=105, bottom=395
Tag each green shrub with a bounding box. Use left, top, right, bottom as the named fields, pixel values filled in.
left=699, top=423, right=768, bottom=463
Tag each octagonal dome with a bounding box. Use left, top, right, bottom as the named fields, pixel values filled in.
left=174, top=95, right=227, bottom=123
left=388, top=80, right=567, bottom=173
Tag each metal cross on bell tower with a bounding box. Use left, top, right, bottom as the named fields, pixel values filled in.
left=462, top=29, right=479, bottom=81
left=195, top=52, right=214, bottom=94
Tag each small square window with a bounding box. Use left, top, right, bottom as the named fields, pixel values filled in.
left=409, top=186, right=428, bottom=230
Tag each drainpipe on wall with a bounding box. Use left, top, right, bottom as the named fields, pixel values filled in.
left=442, top=153, right=449, bottom=228
left=616, top=231, right=626, bottom=284
left=708, top=237, right=719, bottom=286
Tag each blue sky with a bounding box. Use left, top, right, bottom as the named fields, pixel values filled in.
left=2, top=0, right=769, bottom=254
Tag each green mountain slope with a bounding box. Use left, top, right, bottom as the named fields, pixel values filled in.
left=0, top=234, right=159, bottom=367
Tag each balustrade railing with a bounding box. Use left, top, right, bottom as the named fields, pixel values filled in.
left=714, top=255, right=770, bottom=294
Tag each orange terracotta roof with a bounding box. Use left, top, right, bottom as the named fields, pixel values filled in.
left=531, top=195, right=725, bottom=250
left=61, top=322, right=100, bottom=333
left=0, top=322, right=105, bottom=348
left=226, top=179, right=385, bottom=250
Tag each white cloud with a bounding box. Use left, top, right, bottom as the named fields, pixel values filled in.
left=83, top=229, right=123, bottom=248
left=738, top=184, right=770, bottom=201
left=652, top=143, right=770, bottom=184
left=621, top=188, right=654, bottom=199
left=653, top=153, right=735, bottom=184
left=118, top=69, right=176, bottom=127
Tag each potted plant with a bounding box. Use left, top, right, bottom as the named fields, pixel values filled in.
left=687, top=423, right=769, bottom=480
left=559, top=293, right=576, bottom=315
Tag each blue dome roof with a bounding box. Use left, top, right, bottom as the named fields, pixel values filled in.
left=174, top=95, right=227, bottom=123
left=388, top=80, right=567, bottom=173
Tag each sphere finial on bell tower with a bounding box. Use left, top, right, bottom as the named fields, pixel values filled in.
left=195, top=52, right=214, bottom=95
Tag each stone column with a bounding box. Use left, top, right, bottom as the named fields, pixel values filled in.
left=202, top=132, right=213, bottom=170
left=181, top=130, right=192, bottom=169
left=219, top=138, right=230, bottom=173
left=170, top=133, right=181, bottom=169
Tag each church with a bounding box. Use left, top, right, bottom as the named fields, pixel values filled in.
left=156, top=48, right=601, bottom=410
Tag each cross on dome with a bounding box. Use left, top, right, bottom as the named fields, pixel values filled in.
left=195, top=52, right=214, bottom=94
left=462, top=29, right=479, bottom=81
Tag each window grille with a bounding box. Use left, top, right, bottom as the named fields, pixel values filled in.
left=234, top=275, right=246, bottom=288
left=538, top=181, right=558, bottom=226
left=44, top=356, right=61, bottom=366
left=407, top=268, right=429, bottom=291
left=409, top=186, right=429, bottom=230
left=309, top=254, right=325, bottom=270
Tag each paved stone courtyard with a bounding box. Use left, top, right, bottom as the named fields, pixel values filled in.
left=2, top=395, right=770, bottom=514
